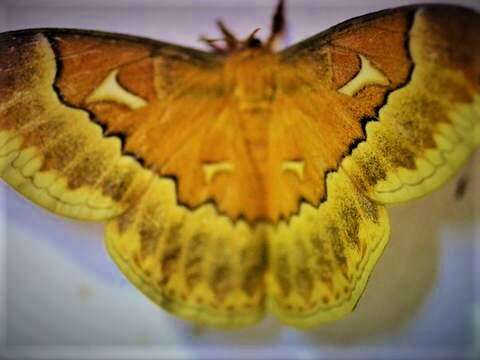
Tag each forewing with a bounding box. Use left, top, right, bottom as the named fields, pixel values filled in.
left=280, top=5, right=479, bottom=203
left=343, top=6, right=480, bottom=203
left=0, top=29, right=217, bottom=220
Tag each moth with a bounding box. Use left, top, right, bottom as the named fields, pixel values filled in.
left=0, top=0, right=478, bottom=328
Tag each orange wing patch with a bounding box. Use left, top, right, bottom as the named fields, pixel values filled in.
left=50, top=11, right=413, bottom=223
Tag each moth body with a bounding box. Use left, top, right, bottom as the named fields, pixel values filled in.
left=224, top=49, right=278, bottom=112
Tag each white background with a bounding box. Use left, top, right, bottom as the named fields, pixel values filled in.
left=0, top=1, right=479, bottom=359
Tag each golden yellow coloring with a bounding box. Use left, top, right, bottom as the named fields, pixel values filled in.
left=0, top=3, right=478, bottom=328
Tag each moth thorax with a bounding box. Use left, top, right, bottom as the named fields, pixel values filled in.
left=225, top=51, right=278, bottom=111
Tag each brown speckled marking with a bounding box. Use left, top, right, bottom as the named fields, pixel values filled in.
left=210, top=263, right=233, bottom=303
left=328, top=226, right=347, bottom=267
left=357, top=152, right=387, bottom=186
left=138, top=206, right=163, bottom=261
left=276, top=254, right=291, bottom=297
left=66, top=151, right=107, bottom=188
left=116, top=206, right=135, bottom=235
left=240, top=241, right=267, bottom=297
left=160, top=223, right=183, bottom=283
left=311, top=234, right=334, bottom=281
left=376, top=131, right=417, bottom=169
left=296, top=268, right=314, bottom=303
left=184, top=233, right=205, bottom=290
left=356, top=191, right=379, bottom=223
left=101, top=166, right=136, bottom=202
left=339, top=202, right=360, bottom=247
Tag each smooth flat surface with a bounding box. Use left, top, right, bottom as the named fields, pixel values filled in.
left=0, top=1, right=479, bottom=359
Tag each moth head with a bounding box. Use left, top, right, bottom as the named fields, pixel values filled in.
left=200, top=0, right=286, bottom=54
